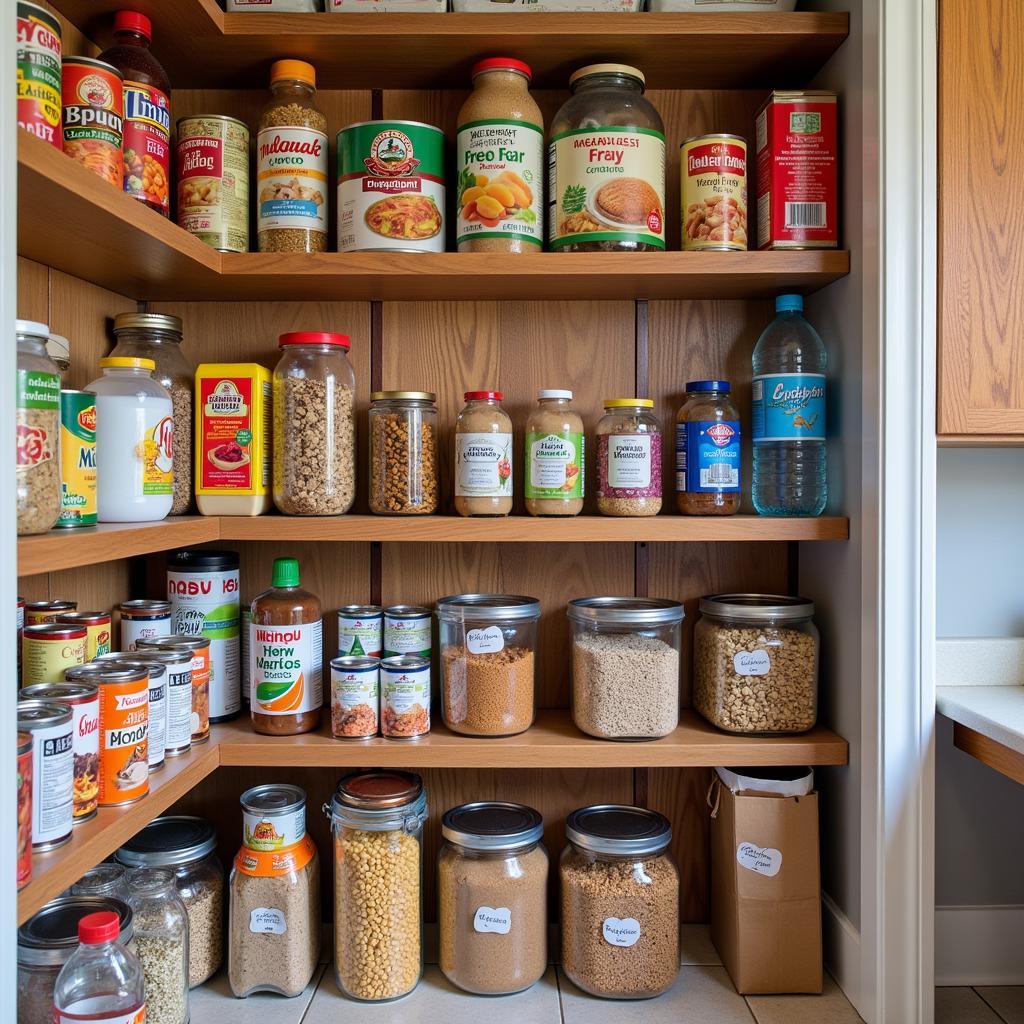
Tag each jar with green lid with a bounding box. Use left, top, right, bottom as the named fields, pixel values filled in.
left=596, top=398, right=662, bottom=517
left=369, top=391, right=438, bottom=515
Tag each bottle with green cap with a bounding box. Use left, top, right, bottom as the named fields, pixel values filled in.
left=250, top=557, right=323, bottom=736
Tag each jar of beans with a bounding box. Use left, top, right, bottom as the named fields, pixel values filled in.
left=369, top=391, right=438, bottom=515
left=596, top=399, right=662, bottom=516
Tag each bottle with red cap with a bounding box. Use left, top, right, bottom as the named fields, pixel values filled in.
left=99, top=11, right=172, bottom=217
left=454, top=390, right=514, bottom=517
left=52, top=911, right=146, bottom=1024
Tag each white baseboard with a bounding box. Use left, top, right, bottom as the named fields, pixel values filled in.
left=823, top=893, right=865, bottom=1016
left=936, top=905, right=1024, bottom=986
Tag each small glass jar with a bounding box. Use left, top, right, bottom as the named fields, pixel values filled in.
left=675, top=380, right=741, bottom=516
left=560, top=805, right=679, bottom=1000
left=524, top=390, right=584, bottom=517
left=438, top=802, right=548, bottom=995
left=369, top=391, right=438, bottom=515
left=273, top=331, right=356, bottom=516
left=437, top=594, right=540, bottom=737
left=72, top=864, right=131, bottom=903
left=329, top=770, right=428, bottom=1002
left=568, top=597, right=683, bottom=740
left=596, top=399, right=662, bottom=517
left=693, top=594, right=819, bottom=734
left=454, top=391, right=513, bottom=517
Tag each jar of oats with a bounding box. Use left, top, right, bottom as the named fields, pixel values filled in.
left=273, top=332, right=356, bottom=516
left=454, top=391, right=513, bottom=517
left=369, top=391, right=438, bottom=515
left=693, top=594, right=819, bottom=734
left=596, top=399, right=662, bottom=517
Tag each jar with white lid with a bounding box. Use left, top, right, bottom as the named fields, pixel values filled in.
left=596, top=399, right=662, bottom=516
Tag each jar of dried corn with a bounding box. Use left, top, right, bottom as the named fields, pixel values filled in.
left=368, top=392, right=438, bottom=515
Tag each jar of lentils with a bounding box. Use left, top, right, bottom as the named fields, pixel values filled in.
left=596, top=399, right=662, bottom=517
left=369, top=391, right=438, bottom=515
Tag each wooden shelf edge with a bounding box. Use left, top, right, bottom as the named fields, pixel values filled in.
left=953, top=722, right=1024, bottom=787
left=938, top=433, right=1024, bottom=447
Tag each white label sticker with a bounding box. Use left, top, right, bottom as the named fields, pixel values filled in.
left=249, top=907, right=287, bottom=934
left=736, top=842, right=783, bottom=877
left=733, top=649, right=771, bottom=676
left=474, top=906, right=512, bottom=934
left=602, top=917, right=641, bottom=947
left=455, top=432, right=513, bottom=497
left=607, top=434, right=652, bottom=489
left=466, top=626, right=504, bottom=655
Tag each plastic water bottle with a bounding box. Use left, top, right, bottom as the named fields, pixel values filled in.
left=751, top=294, right=827, bottom=516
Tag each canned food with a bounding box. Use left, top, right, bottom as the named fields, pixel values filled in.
left=240, top=783, right=307, bottom=851
left=26, top=599, right=76, bottom=626
left=177, top=115, right=251, bottom=253
left=241, top=606, right=251, bottom=709
left=330, top=656, right=380, bottom=739
left=118, top=599, right=172, bottom=651
left=105, top=648, right=190, bottom=757
left=17, top=699, right=73, bottom=851
left=18, top=596, right=25, bottom=681
left=337, top=605, right=382, bottom=658
left=22, top=622, right=86, bottom=685
left=380, top=654, right=430, bottom=738
left=137, top=634, right=211, bottom=743
left=61, top=56, right=124, bottom=186
left=336, top=120, right=445, bottom=253
left=17, top=2, right=62, bottom=147
left=383, top=605, right=431, bottom=658
left=55, top=391, right=97, bottom=528
left=56, top=611, right=111, bottom=659
left=94, top=663, right=150, bottom=806
left=681, top=133, right=748, bottom=252
left=17, top=731, right=32, bottom=888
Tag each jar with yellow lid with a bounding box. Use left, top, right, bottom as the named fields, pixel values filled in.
left=596, top=399, right=662, bottom=517
left=369, top=392, right=438, bottom=515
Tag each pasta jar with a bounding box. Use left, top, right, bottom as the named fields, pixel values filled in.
left=329, top=769, right=428, bottom=1002
left=560, top=804, right=679, bottom=999
left=525, top=389, right=584, bottom=517
left=369, top=391, right=438, bottom=515
left=454, top=391, right=513, bottom=517
left=596, top=399, right=662, bottom=517
left=273, top=332, right=356, bottom=516
left=693, top=594, right=819, bottom=734
left=675, top=380, right=741, bottom=515
left=438, top=802, right=548, bottom=995
left=437, top=594, right=540, bottom=737
left=568, top=597, right=683, bottom=740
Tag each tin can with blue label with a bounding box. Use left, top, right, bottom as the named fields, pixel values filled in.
left=675, top=380, right=741, bottom=516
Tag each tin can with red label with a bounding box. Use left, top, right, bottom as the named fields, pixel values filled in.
left=57, top=611, right=112, bottom=660
left=681, top=133, right=748, bottom=252
left=121, top=80, right=171, bottom=215
left=25, top=599, right=76, bottom=626
left=17, top=731, right=32, bottom=888
left=17, top=2, right=62, bottom=147
left=61, top=56, right=124, bottom=186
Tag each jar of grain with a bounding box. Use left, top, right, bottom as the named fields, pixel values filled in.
left=437, top=594, right=540, bottom=737
left=72, top=864, right=131, bottom=903
left=454, top=390, right=513, bottom=517
left=693, top=594, right=819, bottom=734
left=567, top=597, right=683, bottom=740
left=675, top=380, right=741, bottom=515
left=369, top=391, right=438, bottom=515
left=273, top=332, right=356, bottom=516
left=438, top=802, right=548, bottom=995
left=525, top=389, right=584, bottom=517
left=110, top=313, right=193, bottom=515
left=596, top=399, right=662, bottom=517
left=329, top=769, right=428, bottom=1002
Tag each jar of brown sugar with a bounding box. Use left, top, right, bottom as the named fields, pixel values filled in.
left=454, top=391, right=513, bottom=517
left=369, top=391, right=438, bottom=515
left=675, top=380, right=741, bottom=515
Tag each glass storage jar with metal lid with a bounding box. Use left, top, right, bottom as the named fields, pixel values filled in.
left=560, top=804, right=679, bottom=1000
left=693, top=594, right=819, bottom=734
left=273, top=331, right=356, bottom=516
left=116, top=815, right=224, bottom=987
left=568, top=597, right=683, bottom=740
left=436, top=594, right=541, bottom=737
left=72, top=863, right=131, bottom=903
left=329, top=769, right=428, bottom=1002
left=675, top=380, right=741, bottom=516
left=596, top=399, right=662, bottom=517
left=369, top=391, right=438, bottom=515
left=438, top=801, right=548, bottom=995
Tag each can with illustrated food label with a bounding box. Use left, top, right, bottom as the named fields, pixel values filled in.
left=337, top=605, right=382, bottom=658
left=383, top=605, right=432, bottom=659
left=17, top=731, right=32, bottom=888
left=22, top=622, right=86, bottom=685
left=57, top=611, right=111, bottom=660
left=17, top=2, right=62, bottom=147
left=330, top=656, right=380, bottom=739
left=56, top=390, right=97, bottom=528
left=681, top=133, right=748, bottom=252
left=94, top=664, right=149, bottom=806
left=17, top=699, right=73, bottom=851
left=61, top=56, right=124, bottom=186
left=241, top=783, right=307, bottom=851
left=112, top=647, right=191, bottom=757
left=25, top=599, right=76, bottom=626
left=119, top=599, right=172, bottom=651
left=380, top=654, right=431, bottom=739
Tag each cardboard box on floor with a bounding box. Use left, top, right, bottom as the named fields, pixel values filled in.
left=709, top=772, right=823, bottom=994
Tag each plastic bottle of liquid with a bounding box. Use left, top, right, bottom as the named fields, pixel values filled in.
left=751, top=294, right=828, bottom=516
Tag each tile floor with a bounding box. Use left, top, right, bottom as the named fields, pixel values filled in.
left=937, top=986, right=1024, bottom=1024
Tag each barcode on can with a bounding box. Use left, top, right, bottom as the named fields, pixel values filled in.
left=785, top=202, right=827, bottom=228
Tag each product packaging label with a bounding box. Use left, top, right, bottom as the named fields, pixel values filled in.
left=197, top=370, right=272, bottom=496
left=54, top=1004, right=145, bottom=1024
left=98, top=680, right=149, bottom=805
left=607, top=434, right=651, bottom=489
left=466, top=625, right=504, bottom=655
left=163, top=666, right=193, bottom=752
left=257, top=127, right=328, bottom=232
left=58, top=393, right=97, bottom=527
left=70, top=696, right=100, bottom=819
left=122, top=80, right=171, bottom=212
left=16, top=369, right=59, bottom=476
left=139, top=413, right=174, bottom=495
left=31, top=722, right=72, bottom=845
left=675, top=420, right=740, bottom=493
left=381, top=665, right=430, bottom=737
left=251, top=620, right=323, bottom=716
left=244, top=805, right=306, bottom=851
left=602, top=916, right=641, bottom=947
left=681, top=137, right=748, bottom=251
left=61, top=61, right=124, bottom=186
left=474, top=906, right=512, bottom=934
left=525, top=431, right=583, bottom=499
left=383, top=616, right=431, bottom=657
left=147, top=676, right=165, bottom=769
left=331, top=665, right=379, bottom=738
left=249, top=907, right=287, bottom=934
left=234, top=833, right=316, bottom=878
left=736, top=842, right=783, bottom=877
left=338, top=613, right=382, bottom=658
left=17, top=3, right=62, bottom=146
left=22, top=633, right=86, bottom=686
left=455, top=432, right=513, bottom=497
left=752, top=373, right=826, bottom=442
left=733, top=649, right=771, bottom=676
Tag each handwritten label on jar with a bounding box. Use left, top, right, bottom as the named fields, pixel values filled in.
left=474, top=906, right=512, bottom=934
left=733, top=650, right=771, bottom=676
left=250, top=907, right=288, bottom=934
left=467, top=626, right=504, bottom=655
left=602, top=917, right=641, bottom=947
left=607, top=434, right=651, bottom=489
left=737, top=842, right=782, bottom=877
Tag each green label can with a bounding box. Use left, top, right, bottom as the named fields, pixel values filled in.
left=383, top=605, right=432, bottom=659
left=56, top=391, right=97, bottom=528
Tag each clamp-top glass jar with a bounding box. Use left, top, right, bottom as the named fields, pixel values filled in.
left=369, top=392, right=438, bottom=515
left=596, top=399, right=662, bottom=516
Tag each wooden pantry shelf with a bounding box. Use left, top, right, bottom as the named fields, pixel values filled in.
left=953, top=722, right=1024, bottom=788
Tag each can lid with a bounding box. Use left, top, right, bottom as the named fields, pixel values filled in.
left=137, top=634, right=208, bottom=652
left=100, top=356, right=155, bottom=371
left=330, top=656, right=381, bottom=671
left=279, top=331, right=349, bottom=349
left=565, top=804, right=672, bottom=856
left=271, top=59, right=316, bottom=88
left=384, top=605, right=430, bottom=618
left=464, top=390, right=503, bottom=402
left=472, top=57, right=532, bottom=81
left=26, top=600, right=75, bottom=612
left=17, top=700, right=73, bottom=728
left=603, top=397, right=654, bottom=409
left=271, top=557, right=301, bottom=588
left=442, top=801, right=543, bottom=851
left=56, top=612, right=111, bottom=626
left=567, top=596, right=684, bottom=627
left=18, top=897, right=133, bottom=966
left=776, top=293, right=804, bottom=313
left=338, top=605, right=382, bottom=617
left=380, top=654, right=430, bottom=671
left=538, top=389, right=573, bottom=400
left=698, top=593, right=815, bottom=622
left=167, top=549, right=239, bottom=571
left=685, top=380, right=731, bottom=393
left=117, top=816, right=218, bottom=867
left=240, top=784, right=307, bottom=818
left=23, top=622, right=86, bottom=639
left=59, top=662, right=146, bottom=685
left=15, top=319, right=49, bottom=340
left=119, top=599, right=172, bottom=615
left=436, top=593, right=541, bottom=623
left=113, top=312, right=182, bottom=335
left=113, top=11, right=151, bottom=40
left=93, top=656, right=166, bottom=679
left=78, top=911, right=120, bottom=944
left=570, top=63, right=645, bottom=89
left=21, top=681, right=98, bottom=702
left=370, top=391, right=436, bottom=402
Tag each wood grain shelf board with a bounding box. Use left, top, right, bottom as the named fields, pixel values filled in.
left=953, top=722, right=1024, bottom=787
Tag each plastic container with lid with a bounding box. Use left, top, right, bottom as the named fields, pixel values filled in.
left=454, top=390, right=513, bottom=517
left=560, top=804, right=680, bottom=999
left=693, top=594, right=819, bottom=734
left=438, top=801, right=548, bottom=995
left=72, top=863, right=131, bottom=902
left=675, top=380, right=741, bottom=515
left=596, top=399, right=662, bottom=516
left=568, top=597, right=683, bottom=740
left=369, top=391, right=438, bottom=515
left=525, top=389, right=584, bottom=516
left=328, top=769, right=429, bottom=1001
left=273, top=332, right=356, bottom=516
left=436, top=594, right=541, bottom=737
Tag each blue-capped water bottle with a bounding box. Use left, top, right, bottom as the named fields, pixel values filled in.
left=751, top=294, right=827, bottom=516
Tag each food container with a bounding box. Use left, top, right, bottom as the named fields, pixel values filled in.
left=61, top=57, right=124, bottom=186
left=72, top=863, right=131, bottom=902
left=83, top=657, right=165, bottom=772
left=525, top=390, right=584, bottom=516
left=369, top=392, right=438, bottom=515
left=118, top=599, right=172, bottom=650
left=560, top=804, right=680, bottom=999
left=330, top=656, right=380, bottom=738
left=675, top=380, right=741, bottom=515
left=596, top=399, right=662, bottom=516
left=56, top=611, right=111, bottom=659
left=22, top=622, right=86, bottom=685
left=338, top=605, right=382, bottom=658
left=681, top=133, right=748, bottom=251
left=117, top=816, right=225, bottom=987
left=568, top=597, right=683, bottom=740
left=454, top=391, right=513, bottom=516
left=138, top=634, right=211, bottom=743
left=55, top=390, right=97, bottom=528
left=17, top=731, right=32, bottom=888
left=438, top=802, right=548, bottom=995
left=25, top=599, right=76, bottom=626
left=383, top=605, right=431, bottom=658
left=18, top=597, right=25, bottom=679
left=110, top=650, right=188, bottom=756
left=437, top=594, right=540, bottom=737
left=380, top=655, right=431, bottom=738
left=17, top=699, right=73, bottom=851
left=93, top=663, right=150, bottom=805
left=693, top=594, right=819, bottom=733
left=329, top=770, right=428, bottom=1001
left=17, top=2, right=62, bottom=147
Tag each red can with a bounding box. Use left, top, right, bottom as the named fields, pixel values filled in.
left=61, top=56, right=124, bottom=186
left=17, top=2, right=62, bottom=147
left=17, top=731, right=31, bottom=889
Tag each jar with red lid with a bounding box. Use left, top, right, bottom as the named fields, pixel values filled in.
left=454, top=391, right=513, bottom=517
left=273, top=332, right=356, bottom=516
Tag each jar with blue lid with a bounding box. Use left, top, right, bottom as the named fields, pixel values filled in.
left=674, top=379, right=741, bottom=516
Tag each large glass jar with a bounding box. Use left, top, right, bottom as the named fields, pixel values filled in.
left=568, top=597, right=683, bottom=740
left=116, top=815, right=225, bottom=987
left=437, top=594, right=540, bottom=737
left=329, top=769, right=428, bottom=1002
left=110, top=313, right=193, bottom=515
left=596, top=399, right=662, bottom=516
left=72, top=864, right=131, bottom=903
left=675, top=380, right=741, bottom=516
left=369, top=391, right=438, bottom=515
left=560, top=805, right=679, bottom=999
left=438, top=802, right=548, bottom=995
left=693, top=594, right=819, bottom=734
left=273, top=331, right=356, bottom=516
left=525, top=389, right=584, bottom=517
left=16, top=320, right=62, bottom=536
left=454, top=390, right=513, bottom=517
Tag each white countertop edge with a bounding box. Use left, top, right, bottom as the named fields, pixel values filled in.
left=936, top=637, right=1024, bottom=687
left=937, top=684, right=1024, bottom=757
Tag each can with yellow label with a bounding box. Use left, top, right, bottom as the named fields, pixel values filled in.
left=56, top=390, right=97, bottom=528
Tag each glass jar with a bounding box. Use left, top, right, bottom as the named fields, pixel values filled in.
left=560, top=804, right=679, bottom=999
left=273, top=331, right=356, bottom=516
left=116, top=815, right=225, bottom=987
left=567, top=597, right=683, bottom=740
left=675, top=380, right=741, bottom=516
left=369, top=391, right=438, bottom=515
left=16, top=319, right=62, bottom=536
left=72, top=863, right=131, bottom=903
left=110, top=313, right=194, bottom=515
left=329, top=769, right=428, bottom=1002
left=549, top=65, right=666, bottom=253
left=437, top=594, right=540, bottom=737
left=438, top=802, right=548, bottom=995
left=126, top=868, right=189, bottom=1024
left=596, top=399, right=662, bottom=517
left=524, top=389, right=584, bottom=517
left=693, top=594, right=819, bottom=734
left=454, top=390, right=513, bottom=517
